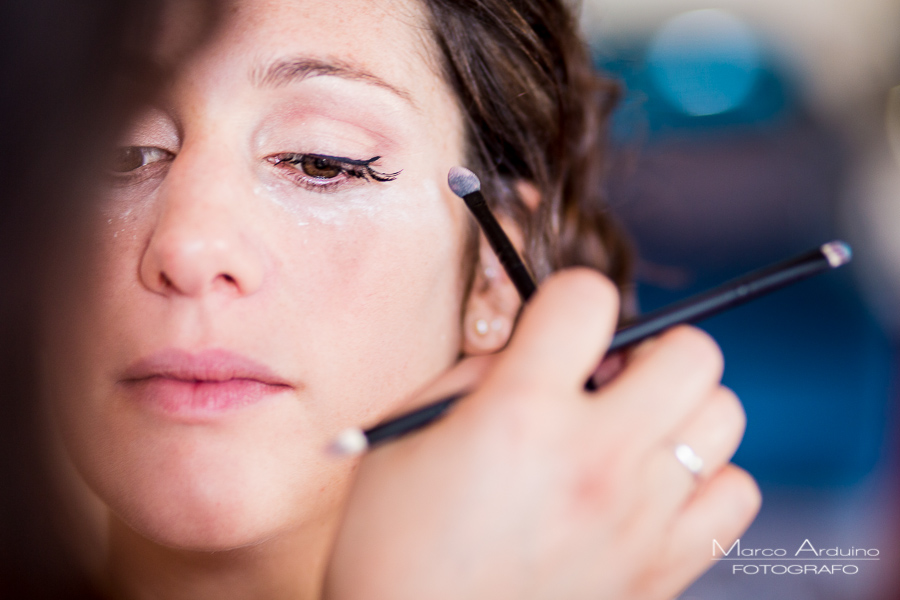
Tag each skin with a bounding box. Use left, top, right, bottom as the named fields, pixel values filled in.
left=45, top=0, right=481, bottom=597
left=41, top=0, right=760, bottom=598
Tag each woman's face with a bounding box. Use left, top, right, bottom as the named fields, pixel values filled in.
left=45, top=0, right=470, bottom=550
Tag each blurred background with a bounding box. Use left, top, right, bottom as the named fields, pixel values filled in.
left=580, top=1, right=900, bottom=598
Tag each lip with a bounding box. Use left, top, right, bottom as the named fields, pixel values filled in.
left=119, top=349, right=294, bottom=420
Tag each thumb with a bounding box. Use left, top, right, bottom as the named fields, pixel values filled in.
left=492, top=268, right=619, bottom=397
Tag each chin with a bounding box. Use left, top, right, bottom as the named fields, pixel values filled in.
left=115, top=478, right=290, bottom=551
left=78, top=427, right=353, bottom=552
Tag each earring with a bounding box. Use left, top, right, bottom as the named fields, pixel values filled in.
left=475, top=319, right=489, bottom=336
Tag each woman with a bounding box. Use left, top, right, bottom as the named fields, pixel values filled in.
left=37, top=0, right=759, bottom=598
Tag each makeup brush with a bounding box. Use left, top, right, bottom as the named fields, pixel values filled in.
left=447, top=166, right=537, bottom=301
left=330, top=169, right=852, bottom=455
left=607, top=240, right=852, bottom=352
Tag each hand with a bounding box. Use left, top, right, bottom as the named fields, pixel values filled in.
left=324, top=269, right=760, bottom=600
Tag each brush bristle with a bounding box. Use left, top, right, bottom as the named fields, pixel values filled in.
left=820, top=241, right=852, bottom=268
left=448, top=166, right=481, bottom=197
left=329, top=428, right=368, bottom=456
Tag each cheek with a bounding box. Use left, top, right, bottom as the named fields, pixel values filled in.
left=43, top=191, right=147, bottom=352
left=289, top=182, right=454, bottom=299
left=42, top=200, right=151, bottom=433
left=269, top=178, right=466, bottom=411
left=269, top=175, right=460, bottom=300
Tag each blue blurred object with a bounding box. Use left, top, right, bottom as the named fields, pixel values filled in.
left=594, top=13, right=896, bottom=488
left=637, top=271, right=893, bottom=487
left=596, top=11, right=793, bottom=138
left=647, top=9, right=762, bottom=117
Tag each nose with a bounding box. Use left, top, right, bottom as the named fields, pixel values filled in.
left=139, top=148, right=265, bottom=298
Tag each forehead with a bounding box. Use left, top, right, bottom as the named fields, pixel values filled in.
left=151, top=0, right=464, bottom=165
left=167, top=0, right=442, bottom=107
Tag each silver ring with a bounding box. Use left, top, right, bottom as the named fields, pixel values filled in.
left=674, top=443, right=704, bottom=477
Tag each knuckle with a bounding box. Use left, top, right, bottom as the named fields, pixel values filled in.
left=728, top=466, right=763, bottom=517
left=711, top=386, right=746, bottom=437
left=667, top=326, right=723, bottom=378
left=569, top=447, right=633, bottom=516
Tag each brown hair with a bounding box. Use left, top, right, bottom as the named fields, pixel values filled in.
left=424, top=0, right=633, bottom=302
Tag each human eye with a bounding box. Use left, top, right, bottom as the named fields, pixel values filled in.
left=265, top=153, right=399, bottom=192
left=107, top=146, right=174, bottom=182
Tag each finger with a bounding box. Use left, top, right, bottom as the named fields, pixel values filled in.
left=671, top=386, right=745, bottom=479
left=638, top=465, right=761, bottom=600
left=596, top=325, right=724, bottom=448
left=492, top=268, right=619, bottom=396
left=640, top=386, right=746, bottom=517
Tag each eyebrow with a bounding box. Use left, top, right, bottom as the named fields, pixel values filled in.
left=250, top=56, right=415, bottom=107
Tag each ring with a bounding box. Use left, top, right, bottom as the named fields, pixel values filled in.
left=674, top=443, right=704, bottom=477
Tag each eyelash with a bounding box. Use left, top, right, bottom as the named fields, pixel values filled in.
left=266, top=153, right=400, bottom=192
left=106, top=148, right=401, bottom=194
left=107, top=146, right=174, bottom=184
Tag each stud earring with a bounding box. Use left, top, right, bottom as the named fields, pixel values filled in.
left=475, top=319, right=489, bottom=336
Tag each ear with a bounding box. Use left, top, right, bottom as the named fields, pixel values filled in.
left=461, top=234, right=521, bottom=355
left=461, top=217, right=528, bottom=356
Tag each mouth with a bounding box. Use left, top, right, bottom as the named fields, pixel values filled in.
left=120, top=349, right=294, bottom=419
